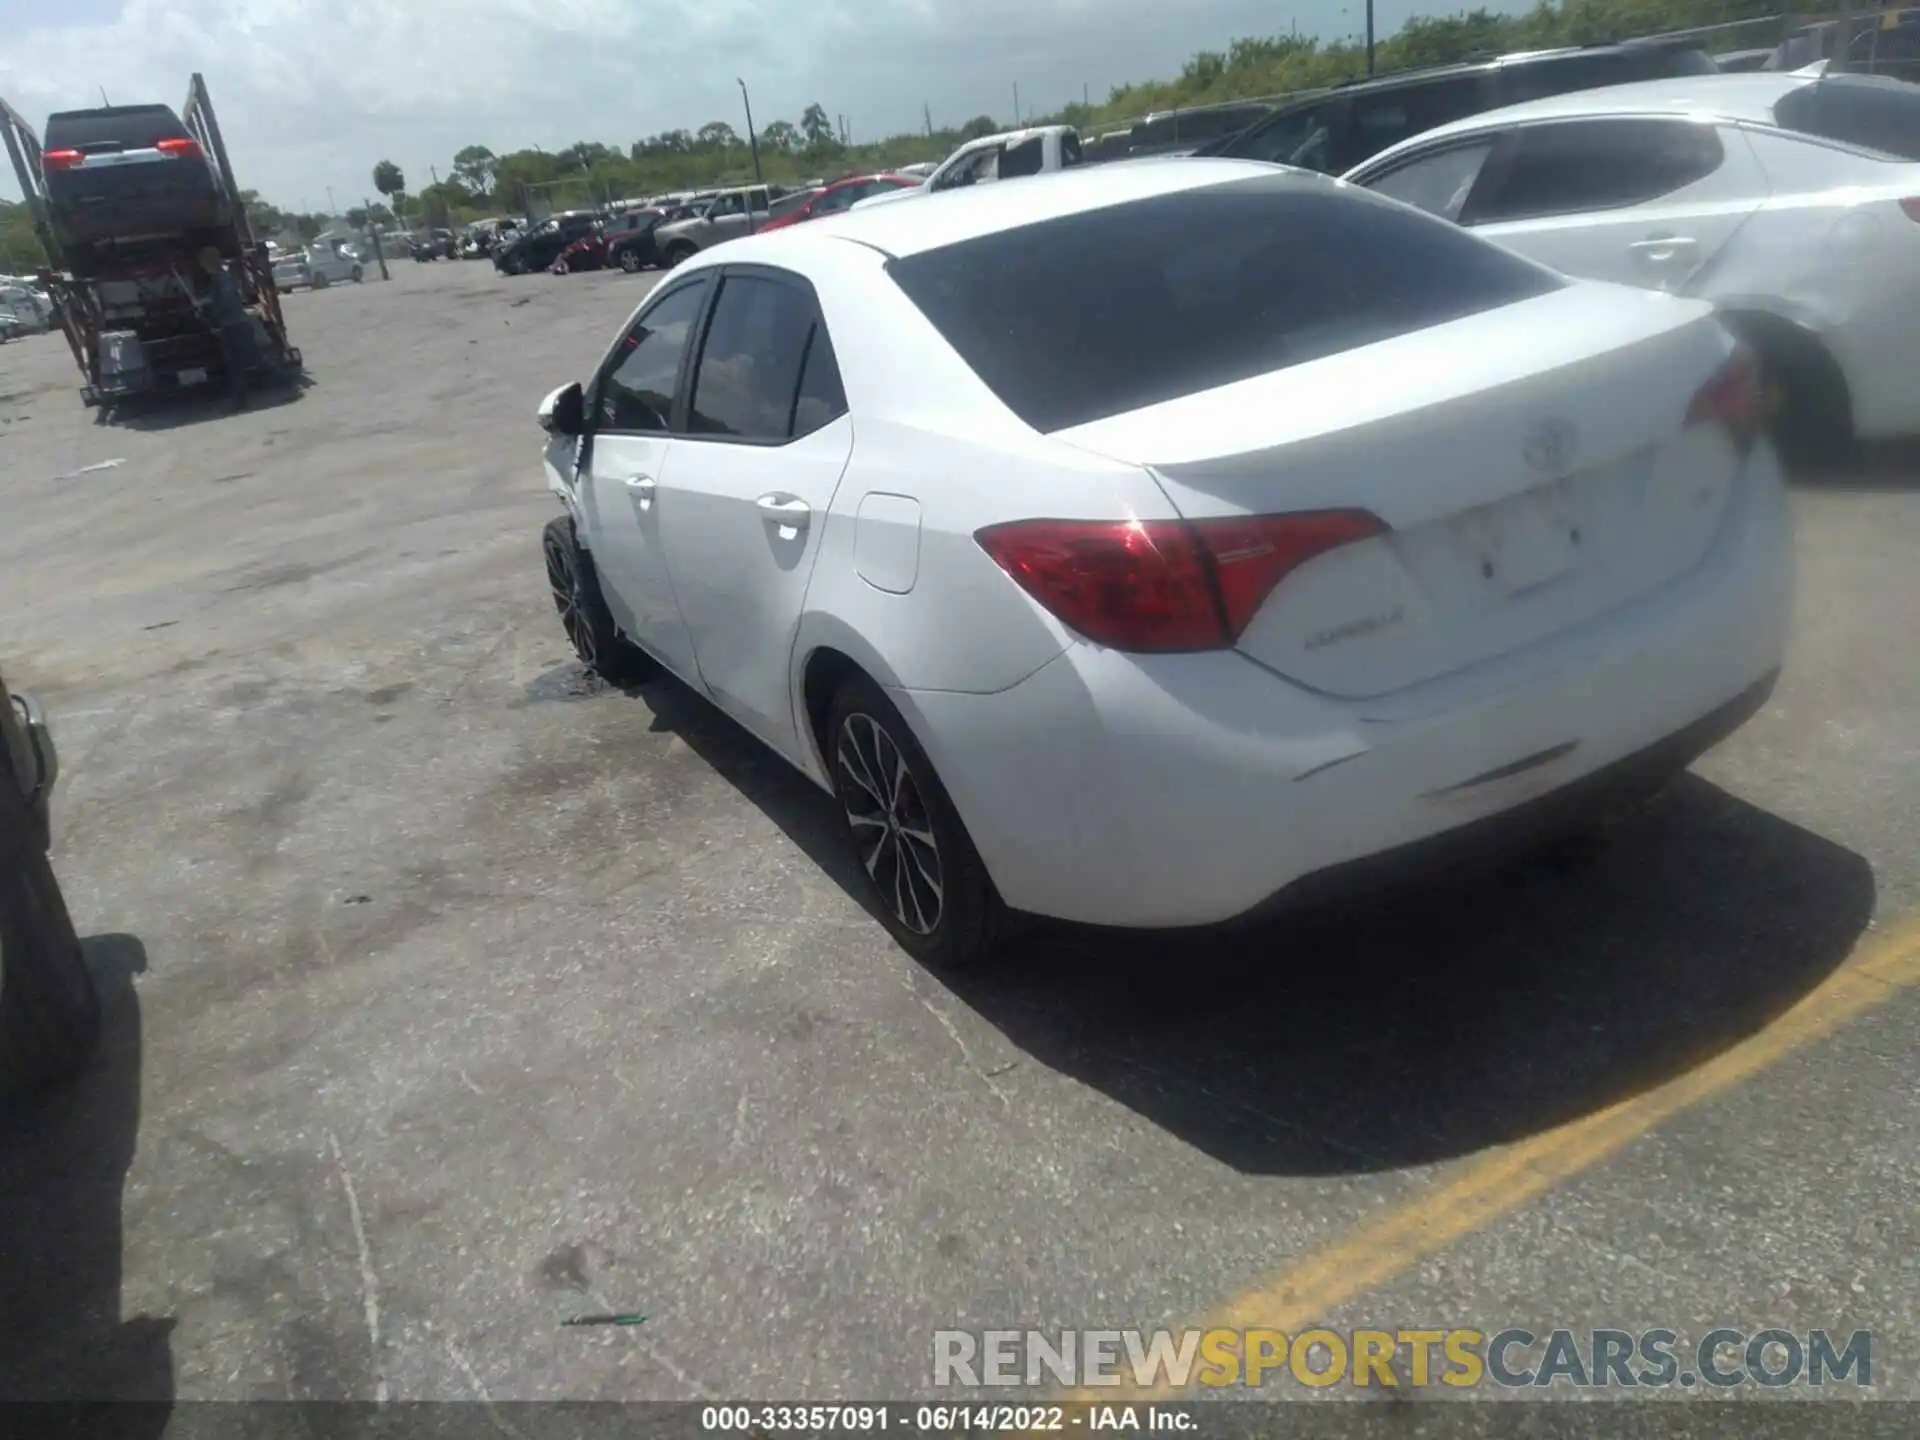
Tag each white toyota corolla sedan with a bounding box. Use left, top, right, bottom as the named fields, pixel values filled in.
left=534, top=158, right=1793, bottom=967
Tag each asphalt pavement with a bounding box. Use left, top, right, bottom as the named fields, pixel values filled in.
left=0, top=258, right=1917, bottom=1417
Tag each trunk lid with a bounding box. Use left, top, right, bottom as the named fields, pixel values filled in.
left=1051, top=285, right=1746, bottom=700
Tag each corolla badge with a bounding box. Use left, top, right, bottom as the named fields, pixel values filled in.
left=1523, top=417, right=1579, bottom=475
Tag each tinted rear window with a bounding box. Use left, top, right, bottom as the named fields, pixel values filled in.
left=886, top=175, right=1562, bottom=433
left=1771, top=74, right=1920, bottom=159
left=45, top=105, right=188, bottom=150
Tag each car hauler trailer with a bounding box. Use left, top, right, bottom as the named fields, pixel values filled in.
left=0, top=74, right=300, bottom=412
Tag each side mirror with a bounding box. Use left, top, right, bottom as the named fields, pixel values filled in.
left=539, top=381, right=585, bottom=437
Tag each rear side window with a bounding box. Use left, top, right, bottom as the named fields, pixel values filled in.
left=45, top=105, right=188, bottom=150
left=886, top=176, right=1561, bottom=434
left=1772, top=75, right=1920, bottom=160
left=999, top=136, right=1047, bottom=178
left=1466, top=119, right=1725, bottom=223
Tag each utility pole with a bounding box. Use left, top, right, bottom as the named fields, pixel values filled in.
left=1366, top=0, right=1376, bottom=74
left=738, top=78, right=765, bottom=188
left=1834, top=0, right=1854, bottom=70
left=363, top=197, right=390, bottom=280
left=1012, top=83, right=1021, bottom=125
left=326, top=185, right=336, bottom=217
left=1083, top=82, right=1090, bottom=108
left=924, top=103, right=933, bottom=137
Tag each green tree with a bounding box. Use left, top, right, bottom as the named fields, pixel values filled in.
left=799, top=103, right=834, bottom=148
left=761, top=120, right=800, bottom=153
left=372, top=159, right=406, bottom=221
left=957, top=115, right=1001, bottom=141
left=696, top=121, right=738, bottom=151
left=451, top=144, right=498, bottom=199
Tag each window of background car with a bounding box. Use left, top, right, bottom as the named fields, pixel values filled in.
left=1772, top=74, right=1920, bottom=160
left=1465, top=119, right=1725, bottom=224
left=1362, top=139, right=1497, bottom=220
left=935, top=147, right=1000, bottom=189
left=688, top=275, right=818, bottom=441
left=597, top=280, right=709, bottom=433
left=1061, top=131, right=1084, bottom=166
left=710, top=194, right=744, bottom=218
left=1225, top=101, right=1345, bottom=171
left=1341, top=77, right=1487, bottom=169
left=999, top=135, right=1047, bottom=178
left=887, top=176, right=1562, bottom=434
left=44, top=104, right=188, bottom=149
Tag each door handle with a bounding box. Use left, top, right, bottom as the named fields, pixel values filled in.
left=756, top=493, right=811, bottom=528
left=624, top=474, right=656, bottom=508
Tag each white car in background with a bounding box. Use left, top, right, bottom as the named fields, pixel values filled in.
left=273, top=239, right=364, bottom=290
left=851, top=125, right=1085, bottom=211
left=0, top=284, right=52, bottom=333
left=1344, top=71, right=1920, bottom=462
left=531, top=161, right=1791, bottom=967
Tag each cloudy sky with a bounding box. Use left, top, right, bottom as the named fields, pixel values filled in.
left=4, top=0, right=1471, bottom=211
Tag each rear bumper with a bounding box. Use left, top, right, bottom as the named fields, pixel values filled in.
left=898, top=450, right=1793, bottom=929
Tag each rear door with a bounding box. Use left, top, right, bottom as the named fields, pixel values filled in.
left=654, top=267, right=854, bottom=757
left=575, top=275, right=713, bottom=681
left=1460, top=118, right=1768, bottom=293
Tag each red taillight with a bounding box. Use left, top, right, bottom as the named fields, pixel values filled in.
left=976, top=510, right=1387, bottom=653
left=42, top=148, right=83, bottom=171
left=156, top=137, right=202, bottom=159
left=1686, top=345, right=1762, bottom=453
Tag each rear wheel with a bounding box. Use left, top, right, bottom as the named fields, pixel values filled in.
left=1727, top=315, right=1853, bottom=472
left=553, top=256, right=570, bottom=275
left=664, top=242, right=697, bottom=268
left=826, top=674, right=1005, bottom=968
left=351, top=266, right=364, bottom=283
left=618, top=248, right=642, bottom=274
left=541, top=517, right=656, bottom=685
left=312, top=272, right=331, bottom=289
left=0, top=788, right=100, bottom=1097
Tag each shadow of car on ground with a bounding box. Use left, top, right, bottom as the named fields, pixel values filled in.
left=614, top=666, right=1874, bottom=1177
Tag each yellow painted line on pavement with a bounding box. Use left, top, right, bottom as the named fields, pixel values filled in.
left=1078, top=909, right=1920, bottom=1404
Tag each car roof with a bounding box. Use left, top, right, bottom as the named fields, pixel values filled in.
left=1357, top=71, right=1814, bottom=166
left=734, top=157, right=1323, bottom=260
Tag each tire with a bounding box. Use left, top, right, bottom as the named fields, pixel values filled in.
left=541, top=516, right=656, bottom=685
left=312, top=272, right=331, bottom=289
left=508, top=255, right=527, bottom=276
left=618, top=248, right=642, bottom=274
left=0, top=788, right=100, bottom=1096
left=825, top=673, right=1006, bottom=968
left=351, top=266, right=364, bottom=283
left=553, top=256, right=570, bottom=275
left=1726, top=316, right=1853, bottom=472
left=664, top=243, right=696, bottom=269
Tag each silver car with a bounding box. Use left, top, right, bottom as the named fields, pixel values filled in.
left=652, top=185, right=775, bottom=267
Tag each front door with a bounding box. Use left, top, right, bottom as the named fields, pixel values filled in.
left=1464, top=118, right=1766, bottom=295
left=575, top=275, right=713, bottom=682
left=654, top=268, right=853, bottom=758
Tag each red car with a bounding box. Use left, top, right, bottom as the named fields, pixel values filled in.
left=755, top=173, right=921, bottom=232
left=551, top=208, right=666, bottom=274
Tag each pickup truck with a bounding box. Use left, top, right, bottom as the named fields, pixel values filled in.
left=851, top=125, right=1084, bottom=211
left=652, top=184, right=782, bottom=266
left=0, top=669, right=99, bottom=1095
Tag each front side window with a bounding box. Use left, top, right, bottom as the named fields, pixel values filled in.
left=1466, top=119, right=1725, bottom=223
left=934, top=147, right=1000, bottom=189
left=597, top=279, right=709, bottom=433
left=687, top=274, right=818, bottom=441
left=1223, top=102, right=1344, bottom=172
left=710, top=194, right=744, bottom=219
left=1360, top=140, right=1497, bottom=221
left=888, top=175, right=1561, bottom=434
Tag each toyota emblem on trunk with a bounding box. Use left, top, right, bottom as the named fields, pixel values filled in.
left=1524, top=418, right=1578, bottom=475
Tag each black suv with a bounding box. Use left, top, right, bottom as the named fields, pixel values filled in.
left=41, top=104, right=233, bottom=270
left=1198, top=41, right=1717, bottom=174
left=493, top=212, right=600, bottom=275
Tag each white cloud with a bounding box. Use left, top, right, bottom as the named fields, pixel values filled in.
left=2, top=0, right=1433, bottom=209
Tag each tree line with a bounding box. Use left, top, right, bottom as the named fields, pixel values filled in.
left=0, top=0, right=1823, bottom=261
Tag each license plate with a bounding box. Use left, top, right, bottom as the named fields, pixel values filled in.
left=177, top=367, right=208, bottom=385
left=1454, top=484, right=1577, bottom=597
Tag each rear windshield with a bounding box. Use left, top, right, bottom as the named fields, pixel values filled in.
left=45, top=105, right=189, bottom=150
left=1771, top=74, right=1920, bottom=159
left=886, top=174, right=1562, bottom=433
